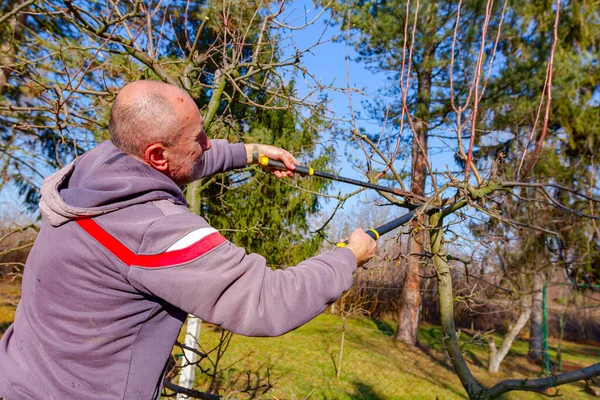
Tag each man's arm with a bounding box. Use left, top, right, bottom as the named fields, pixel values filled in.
left=194, top=140, right=299, bottom=179
left=125, top=212, right=374, bottom=337
left=193, top=140, right=246, bottom=178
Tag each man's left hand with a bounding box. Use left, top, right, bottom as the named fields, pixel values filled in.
left=247, top=144, right=299, bottom=178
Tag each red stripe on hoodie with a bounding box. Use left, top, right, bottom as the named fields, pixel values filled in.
left=76, top=218, right=226, bottom=268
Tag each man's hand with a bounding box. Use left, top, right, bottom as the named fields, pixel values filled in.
left=245, top=144, right=298, bottom=178
left=345, top=228, right=377, bottom=267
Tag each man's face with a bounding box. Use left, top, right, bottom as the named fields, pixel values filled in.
left=166, top=104, right=211, bottom=186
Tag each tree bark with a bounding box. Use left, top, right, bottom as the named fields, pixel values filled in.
left=488, top=295, right=532, bottom=374
left=429, top=213, right=486, bottom=396
left=395, top=232, right=423, bottom=344
left=527, top=272, right=544, bottom=363
left=395, top=40, right=433, bottom=345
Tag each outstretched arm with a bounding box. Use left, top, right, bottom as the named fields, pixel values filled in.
left=127, top=212, right=359, bottom=337
left=195, top=140, right=300, bottom=179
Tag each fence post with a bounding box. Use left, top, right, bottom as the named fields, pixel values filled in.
left=542, top=281, right=549, bottom=375
left=177, top=316, right=202, bottom=399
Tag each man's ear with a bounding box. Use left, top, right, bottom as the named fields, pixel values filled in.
left=144, top=143, right=169, bottom=171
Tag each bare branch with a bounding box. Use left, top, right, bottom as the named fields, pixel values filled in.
left=488, top=362, right=600, bottom=398
left=518, top=0, right=561, bottom=179
left=0, top=0, right=35, bottom=25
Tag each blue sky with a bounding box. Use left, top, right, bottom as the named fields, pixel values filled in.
left=280, top=0, right=459, bottom=233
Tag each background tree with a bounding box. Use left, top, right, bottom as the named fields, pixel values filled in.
left=202, top=87, right=334, bottom=266
left=476, top=0, right=600, bottom=363
left=322, top=0, right=507, bottom=345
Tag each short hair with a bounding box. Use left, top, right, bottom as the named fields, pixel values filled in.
left=108, top=92, right=179, bottom=157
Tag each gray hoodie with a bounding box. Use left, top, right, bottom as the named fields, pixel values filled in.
left=0, top=140, right=356, bottom=399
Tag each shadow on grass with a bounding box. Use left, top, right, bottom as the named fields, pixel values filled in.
left=337, top=323, right=467, bottom=398
left=569, top=346, right=600, bottom=358
left=0, top=322, right=11, bottom=335
left=350, top=381, right=386, bottom=400
left=463, top=348, right=485, bottom=369
left=416, top=341, right=454, bottom=373
left=371, top=319, right=395, bottom=337
left=344, top=330, right=468, bottom=398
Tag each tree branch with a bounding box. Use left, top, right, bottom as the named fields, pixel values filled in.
left=0, top=0, right=35, bottom=25
left=488, top=362, right=600, bottom=398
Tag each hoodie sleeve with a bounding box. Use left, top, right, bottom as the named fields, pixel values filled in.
left=126, top=212, right=357, bottom=336
left=195, top=139, right=247, bottom=178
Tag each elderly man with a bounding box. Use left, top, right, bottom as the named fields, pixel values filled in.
left=0, top=81, right=376, bottom=399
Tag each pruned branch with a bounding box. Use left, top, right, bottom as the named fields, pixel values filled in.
left=488, top=362, right=600, bottom=398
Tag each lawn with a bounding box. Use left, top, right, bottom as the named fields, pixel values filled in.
left=1, top=281, right=597, bottom=399
left=174, top=314, right=598, bottom=399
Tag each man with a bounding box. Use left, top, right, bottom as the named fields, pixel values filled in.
left=0, top=81, right=376, bottom=399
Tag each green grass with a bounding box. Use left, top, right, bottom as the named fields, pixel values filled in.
left=2, top=281, right=596, bottom=399
left=175, top=314, right=598, bottom=399
left=0, top=281, right=19, bottom=335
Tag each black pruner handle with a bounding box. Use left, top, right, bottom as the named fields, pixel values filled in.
left=336, top=228, right=380, bottom=247
left=336, top=211, right=416, bottom=247
left=258, top=156, right=313, bottom=176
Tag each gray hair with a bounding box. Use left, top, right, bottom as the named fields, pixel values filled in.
left=109, top=92, right=179, bottom=157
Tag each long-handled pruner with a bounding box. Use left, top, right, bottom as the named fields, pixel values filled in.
left=258, top=156, right=425, bottom=243
left=259, top=156, right=423, bottom=202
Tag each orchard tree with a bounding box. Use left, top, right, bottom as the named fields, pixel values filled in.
left=321, top=0, right=600, bottom=398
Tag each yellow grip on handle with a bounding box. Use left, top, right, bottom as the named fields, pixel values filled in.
left=368, top=229, right=380, bottom=240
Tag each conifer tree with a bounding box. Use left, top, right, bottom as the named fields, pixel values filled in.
left=323, top=0, right=499, bottom=345
left=476, top=0, right=600, bottom=363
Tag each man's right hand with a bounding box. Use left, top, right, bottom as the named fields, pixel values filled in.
left=345, top=228, right=377, bottom=267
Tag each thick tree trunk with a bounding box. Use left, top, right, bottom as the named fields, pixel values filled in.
left=395, top=48, right=432, bottom=345
left=528, top=272, right=545, bottom=363
left=488, top=295, right=532, bottom=374
left=395, top=233, right=423, bottom=344
left=429, top=213, right=486, bottom=397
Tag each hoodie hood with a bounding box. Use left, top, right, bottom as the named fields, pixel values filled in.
left=40, top=141, right=186, bottom=227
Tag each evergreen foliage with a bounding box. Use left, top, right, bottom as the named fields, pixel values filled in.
left=476, top=0, right=600, bottom=285
left=322, top=0, right=497, bottom=146
left=201, top=82, right=334, bottom=267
